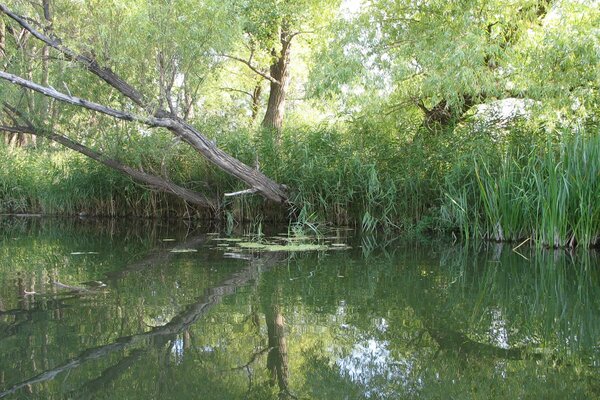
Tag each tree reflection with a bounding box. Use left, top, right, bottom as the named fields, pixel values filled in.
left=264, top=293, right=294, bottom=399
left=1, top=222, right=600, bottom=399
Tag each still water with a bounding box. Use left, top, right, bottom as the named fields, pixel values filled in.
left=0, top=217, right=599, bottom=399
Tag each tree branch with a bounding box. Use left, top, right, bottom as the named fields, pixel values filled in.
left=0, top=70, right=288, bottom=203
left=0, top=4, right=149, bottom=109
left=0, top=105, right=216, bottom=209
left=0, top=4, right=289, bottom=204
left=288, top=30, right=314, bottom=40
left=221, top=54, right=280, bottom=85
left=0, top=70, right=170, bottom=126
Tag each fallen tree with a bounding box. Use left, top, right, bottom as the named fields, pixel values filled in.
left=0, top=4, right=289, bottom=206
left=0, top=103, right=217, bottom=210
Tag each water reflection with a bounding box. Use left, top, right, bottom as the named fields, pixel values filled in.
left=0, top=218, right=599, bottom=399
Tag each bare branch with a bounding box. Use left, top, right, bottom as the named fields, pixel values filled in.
left=0, top=106, right=216, bottom=209
left=219, top=87, right=254, bottom=98
left=0, top=70, right=170, bottom=126
left=0, top=4, right=148, bottom=109
left=224, top=188, right=259, bottom=197
left=0, top=124, right=31, bottom=134
left=288, top=30, right=314, bottom=40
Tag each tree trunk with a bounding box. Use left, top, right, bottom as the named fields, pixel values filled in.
left=418, top=95, right=476, bottom=133
left=260, top=24, right=292, bottom=137
left=250, top=79, right=263, bottom=123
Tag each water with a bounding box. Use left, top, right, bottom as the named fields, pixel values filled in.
left=0, top=218, right=599, bottom=399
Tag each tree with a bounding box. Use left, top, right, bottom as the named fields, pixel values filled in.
left=312, top=0, right=599, bottom=134
left=0, top=2, right=288, bottom=205
left=224, top=0, right=340, bottom=137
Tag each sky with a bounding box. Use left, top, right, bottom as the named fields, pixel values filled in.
left=340, top=0, right=364, bottom=18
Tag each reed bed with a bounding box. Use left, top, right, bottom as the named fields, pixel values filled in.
left=442, top=131, right=600, bottom=248
left=1, top=123, right=598, bottom=248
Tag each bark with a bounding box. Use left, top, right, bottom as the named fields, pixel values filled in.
left=0, top=17, right=5, bottom=60
left=260, top=24, right=293, bottom=136
left=0, top=70, right=288, bottom=203
left=250, top=79, right=262, bottom=122
left=0, top=5, right=288, bottom=204
left=0, top=120, right=216, bottom=209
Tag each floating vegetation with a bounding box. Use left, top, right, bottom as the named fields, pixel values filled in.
left=263, top=244, right=329, bottom=252
left=238, top=242, right=268, bottom=249
left=213, top=234, right=350, bottom=253
left=237, top=241, right=329, bottom=251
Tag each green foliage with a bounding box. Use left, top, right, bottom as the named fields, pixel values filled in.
left=1, top=0, right=599, bottom=247
left=0, top=139, right=210, bottom=218
left=442, top=126, right=600, bottom=248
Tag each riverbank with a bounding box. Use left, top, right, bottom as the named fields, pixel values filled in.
left=1, top=124, right=598, bottom=248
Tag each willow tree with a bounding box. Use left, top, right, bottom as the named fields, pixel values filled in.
left=224, top=0, right=340, bottom=136
left=312, top=0, right=599, bottom=134
left=0, top=0, right=288, bottom=208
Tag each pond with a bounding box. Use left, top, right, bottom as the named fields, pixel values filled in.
left=0, top=217, right=599, bottom=399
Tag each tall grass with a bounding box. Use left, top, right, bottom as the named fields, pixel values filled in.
left=1, top=121, right=598, bottom=248
left=442, top=130, right=600, bottom=248
left=269, top=125, right=432, bottom=232
left=0, top=140, right=212, bottom=218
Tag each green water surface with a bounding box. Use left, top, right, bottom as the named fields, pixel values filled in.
left=0, top=217, right=599, bottom=399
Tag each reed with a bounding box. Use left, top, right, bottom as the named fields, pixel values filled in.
left=442, top=128, right=600, bottom=248
left=2, top=123, right=598, bottom=247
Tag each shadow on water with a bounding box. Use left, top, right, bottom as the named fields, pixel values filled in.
left=0, top=217, right=599, bottom=399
